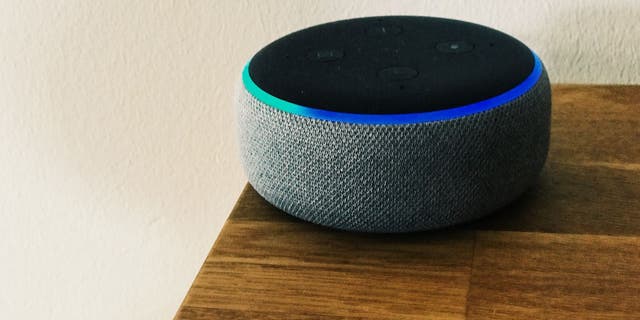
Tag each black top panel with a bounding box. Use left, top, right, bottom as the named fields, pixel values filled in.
left=249, top=16, right=535, bottom=114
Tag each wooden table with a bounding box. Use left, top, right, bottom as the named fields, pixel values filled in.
left=175, top=85, right=640, bottom=319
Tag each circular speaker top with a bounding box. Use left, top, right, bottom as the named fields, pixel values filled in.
left=245, top=16, right=540, bottom=124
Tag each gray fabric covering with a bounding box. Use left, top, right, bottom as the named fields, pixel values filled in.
left=237, top=69, right=551, bottom=232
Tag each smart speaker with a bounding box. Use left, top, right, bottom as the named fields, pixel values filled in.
left=237, top=16, right=551, bottom=232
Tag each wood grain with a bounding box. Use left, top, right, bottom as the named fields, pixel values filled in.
left=549, top=85, right=640, bottom=166
left=184, top=216, right=475, bottom=319
left=467, top=231, right=640, bottom=319
left=175, top=85, right=640, bottom=319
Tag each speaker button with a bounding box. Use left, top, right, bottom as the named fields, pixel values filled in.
left=307, top=49, right=344, bottom=62
left=378, top=67, right=418, bottom=80
left=436, top=41, right=474, bottom=53
left=367, top=25, right=402, bottom=36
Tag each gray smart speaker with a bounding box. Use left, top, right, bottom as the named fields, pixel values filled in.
left=237, top=16, right=551, bottom=232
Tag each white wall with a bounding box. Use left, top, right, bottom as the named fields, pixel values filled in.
left=1, top=1, right=638, bottom=319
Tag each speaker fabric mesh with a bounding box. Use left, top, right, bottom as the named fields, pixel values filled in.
left=237, top=69, right=551, bottom=233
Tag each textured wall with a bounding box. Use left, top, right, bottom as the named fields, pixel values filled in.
left=1, top=1, right=638, bottom=319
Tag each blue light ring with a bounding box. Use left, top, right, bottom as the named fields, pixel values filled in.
left=242, top=52, right=543, bottom=125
